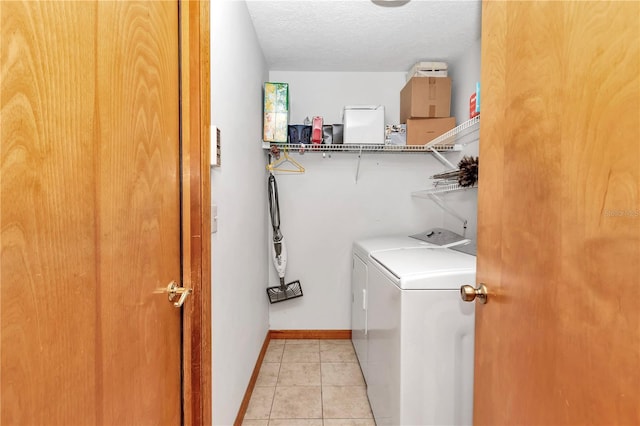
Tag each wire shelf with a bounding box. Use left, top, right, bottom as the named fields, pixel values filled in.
left=261, top=141, right=462, bottom=152
left=411, top=183, right=477, bottom=198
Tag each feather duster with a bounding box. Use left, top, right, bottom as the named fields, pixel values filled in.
left=457, top=155, right=478, bottom=187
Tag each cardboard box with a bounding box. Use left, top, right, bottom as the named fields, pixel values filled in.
left=406, top=117, right=456, bottom=146
left=343, top=105, right=385, bottom=144
left=400, top=77, right=451, bottom=122
left=263, top=82, right=289, bottom=143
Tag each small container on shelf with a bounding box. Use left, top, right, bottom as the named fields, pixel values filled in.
left=469, top=82, right=480, bottom=119
left=385, top=124, right=407, bottom=146
left=311, top=116, right=323, bottom=144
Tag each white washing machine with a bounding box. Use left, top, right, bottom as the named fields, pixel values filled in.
left=351, top=236, right=434, bottom=383
left=351, top=229, right=475, bottom=386
left=366, top=245, right=476, bottom=426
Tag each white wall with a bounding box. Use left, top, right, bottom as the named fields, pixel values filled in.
left=442, top=37, right=482, bottom=239
left=267, top=71, right=452, bottom=330
left=210, top=1, right=269, bottom=424
left=450, top=39, right=482, bottom=123
left=274, top=72, right=406, bottom=125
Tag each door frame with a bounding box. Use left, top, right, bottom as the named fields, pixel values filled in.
left=180, top=1, right=212, bottom=425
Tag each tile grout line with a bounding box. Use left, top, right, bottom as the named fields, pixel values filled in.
left=268, top=360, right=280, bottom=421
left=267, top=342, right=284, bottom=422
left=320, top=341, right=324, bottom=424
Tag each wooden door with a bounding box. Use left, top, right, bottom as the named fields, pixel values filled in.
left=475, top=1, right=640, bottom=424
left=1, top=2, right=182, bottom=424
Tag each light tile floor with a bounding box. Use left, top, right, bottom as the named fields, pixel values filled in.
left=242, top=339, right=375, bottom=426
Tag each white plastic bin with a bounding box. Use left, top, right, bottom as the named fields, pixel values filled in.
left=343, top=105, right=385, bottom=144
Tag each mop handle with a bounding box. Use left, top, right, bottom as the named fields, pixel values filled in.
left=268, top=174, right=283, bottom=241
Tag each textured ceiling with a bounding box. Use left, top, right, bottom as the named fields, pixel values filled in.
left=245, top=0, right=482, bottom=72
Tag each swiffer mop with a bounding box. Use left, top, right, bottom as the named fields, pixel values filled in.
left=266, top=173, right=303, bottom=303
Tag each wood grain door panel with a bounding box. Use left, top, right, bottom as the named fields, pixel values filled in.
left=1, top=3, right=100, bottom=423
left=95, top=3, right=181, bottom=423
left=476, top=1, right=640, bottom=424
left=1, top=2, right=181, bottom=424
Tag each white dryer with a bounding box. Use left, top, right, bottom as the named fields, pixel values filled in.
left=367, top=246, right=476, bottom=426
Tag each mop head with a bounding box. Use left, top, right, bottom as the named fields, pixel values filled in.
left=266, top=280, right=303, bottom=304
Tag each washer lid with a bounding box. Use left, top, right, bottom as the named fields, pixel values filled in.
left=370, top=247, right=476, bottom=290
left=353, top=236, right=436, bottom=260
left=409, top=227, right=477, bottom=256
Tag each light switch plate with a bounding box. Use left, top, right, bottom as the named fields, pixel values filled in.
left=211, top=204, right=218, bottom=233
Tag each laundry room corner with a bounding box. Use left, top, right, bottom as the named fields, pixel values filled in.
left=443, top=37, right=482, bottom=238
left=265, top=71, right=453, bottom=330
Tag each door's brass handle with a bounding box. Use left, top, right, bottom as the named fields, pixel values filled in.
left=161, top=281, right=193, bottom=308
left=460, top=283, right=488, bottom=304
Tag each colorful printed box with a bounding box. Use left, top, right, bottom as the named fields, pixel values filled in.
left=263, top=82, right=289, bottom=143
